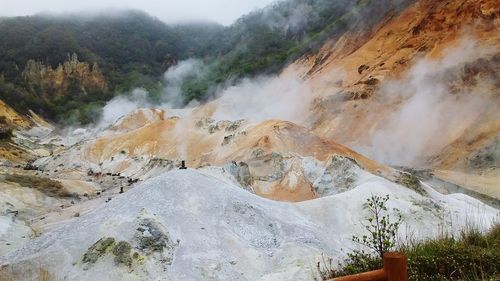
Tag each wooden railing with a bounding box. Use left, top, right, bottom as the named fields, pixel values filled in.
left=331, top=253, right=408, bottom=281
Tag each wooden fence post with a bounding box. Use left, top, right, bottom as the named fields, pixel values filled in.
left=383, top=252, right=408, bottom=281
left=330, top=252, right=408, bottom=281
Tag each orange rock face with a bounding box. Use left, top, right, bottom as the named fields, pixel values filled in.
left=290, top=0, right=499, bottom=171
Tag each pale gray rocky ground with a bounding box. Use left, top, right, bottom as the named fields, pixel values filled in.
left=0, top=115, right=498, bottom=280
left=1, top=169, right=497, bottom=280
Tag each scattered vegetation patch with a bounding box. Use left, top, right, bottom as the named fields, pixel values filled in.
left=136, top=218, right=170, bottom=254
left=112, top=241, right=133, bottom=268
left=81, top=218, right=178, bottom=270
left=403, top=224, right=500, bottom=281
left=5, top=174, right=74, bottom=198
left=395, top=171, right=426, bottom=195
left=83, top=238, right=139, bottom=269
left=0, top=116, right=13, bottom=141
left=82, top=237, right=116, bottom=264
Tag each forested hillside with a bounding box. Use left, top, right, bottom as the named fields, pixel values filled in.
left=0, top=0, right=411, bottom=123
left=0, top=11, right=223, bottom=123
left=178, top=0, right=412, bottom=101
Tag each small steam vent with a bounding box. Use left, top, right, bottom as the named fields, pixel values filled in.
left=179, top=160, right=187, bottom=170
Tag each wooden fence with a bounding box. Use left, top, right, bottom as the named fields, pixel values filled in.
left=330, top=252, right=408, bottom=281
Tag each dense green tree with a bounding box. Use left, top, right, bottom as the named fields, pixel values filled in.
left=0, top=0, right=412, bottom=123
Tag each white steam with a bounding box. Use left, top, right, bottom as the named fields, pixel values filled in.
left=100, top=88, right=151, bottom=126
left=161, top=58, right=207, bottom=108
left=98, top=59, right=206, bottom=127
left=366, top=38, right=498, bottom=167
left=261, top=3, right=314, bottom=33
left=99, top=59, right=312, bottom=128
left=212, top=71, right=312, bottom=124
left=56, top=58, right=313, bottom=149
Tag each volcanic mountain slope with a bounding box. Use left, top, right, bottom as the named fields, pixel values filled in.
left=0, top=100, right=53, bottom=163
left=1, top=170, right=497, bottom=281
left=0, top=0, right=499, bottom=279
left=2, top=0, right=498, bottom=201
left=296, top=0, right=499, bottom=154
left=289, top=0, right=499, bottom=194
left=0, top=101, right=31, bottom=130
left=0, top=95, right=425, bottom=260
left=33, top=108, right=394, bottom=202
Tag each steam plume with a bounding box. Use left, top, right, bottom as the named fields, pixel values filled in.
left=364, top=38, right=498, bottom=167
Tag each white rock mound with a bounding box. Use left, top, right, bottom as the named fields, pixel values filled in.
left=0, top=170, right=497, bottom=281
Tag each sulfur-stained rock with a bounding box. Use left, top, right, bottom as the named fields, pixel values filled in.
left=112, top=241, right=133, bottom=267
left=82, top=237, right=116, bottom=264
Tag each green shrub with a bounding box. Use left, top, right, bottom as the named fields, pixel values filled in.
left=352, top=194, right=403, bottom=258
left=315, top=195, right=499, bottom=281
left=335, top=250, right=382, bottom=276
left=316, top=194, right=399, bottom=279
left=403, top=224, right=500, bottom=281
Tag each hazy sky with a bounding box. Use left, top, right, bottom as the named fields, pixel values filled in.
left=0, top=0, right=277, bottom=25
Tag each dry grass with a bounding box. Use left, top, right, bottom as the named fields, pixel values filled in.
left=39, top=268, right=53, bottom=281
left=0, top=266, right=54, bottom=281
left=5, top=174, right=75, bottom=198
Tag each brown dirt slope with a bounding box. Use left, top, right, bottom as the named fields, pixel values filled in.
left=292, top=0, right=499, bottom=170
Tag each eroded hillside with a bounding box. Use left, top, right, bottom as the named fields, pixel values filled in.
left=291, top=0, right=499, bottom=195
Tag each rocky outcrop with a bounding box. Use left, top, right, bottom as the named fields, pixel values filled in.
left=22, top=53, right=108, bottom=99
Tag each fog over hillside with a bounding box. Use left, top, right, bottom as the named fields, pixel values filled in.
left=0, top=0, right=276, bottom=25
